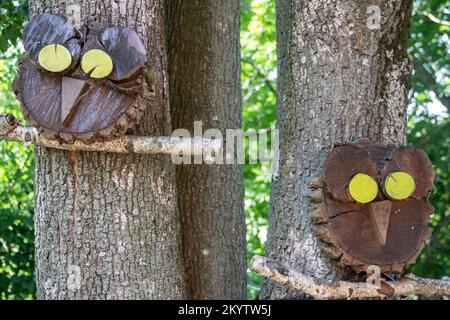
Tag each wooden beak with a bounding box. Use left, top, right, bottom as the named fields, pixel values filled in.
left=61, top=77, right=89, bottom=127
left=369, top=200, right=392, bottom=246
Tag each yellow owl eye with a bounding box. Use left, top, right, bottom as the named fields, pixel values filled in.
left=81, top=49, right=114, bottom=79
left=38, top=44, right=72, bottom=72
left=384, top=171, right=415, bottom=200
left=348, top=173, right=378, bottom=204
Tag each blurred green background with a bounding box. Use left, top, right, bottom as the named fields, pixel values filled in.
left=0, top=0, right=449, bottom=299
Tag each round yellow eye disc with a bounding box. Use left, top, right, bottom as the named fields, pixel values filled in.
left=81, top=49, right=113, bottom=79
left=38, top=44, right=72, bottom=72
left=348, top=173, right=378, bottom=204
left=384, top=171, right=415, bottom=200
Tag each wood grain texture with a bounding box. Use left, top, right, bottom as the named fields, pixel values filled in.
left=23, top=13, right=81, bottom=72
left=369, top=200, right=391, bottom=246
left=16, top=13, right=148, bottom=142
left=15, top=57, right=143, bottom=142
left=382, top=148, right=434, bottom=198
left=99, top=27, right=147, bottom=81
left=61, top=76, right=89, bottom=126
left=315, top=143, right=434, bottom=273
left=323, top=144, right=378, bottom=203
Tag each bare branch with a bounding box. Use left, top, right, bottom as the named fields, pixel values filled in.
left=424, top=12, right=450, bottom=27
left=0, top=115, right=221, bottom=157
left=251, top=255, right=450, bottom=299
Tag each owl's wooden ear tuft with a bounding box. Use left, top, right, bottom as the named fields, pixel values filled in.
left=98, top=27, right=148, bottom=81
left=322, top=144, right=378, bottom=203
left=381, top=147, right=434, bottom=199
left=23, top=13, right=81, bottom=72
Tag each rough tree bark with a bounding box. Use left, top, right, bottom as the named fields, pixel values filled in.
left=30, top=0, right=186, bottom=299
left=260, top=0, right=414, bottom=299
left=168, top=1, right=246, bottom=299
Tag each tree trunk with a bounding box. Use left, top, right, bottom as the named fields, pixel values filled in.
left=31, top=0, right=186, bottom=299
left=260, top=0, right=414, bottom=299
left=168, top=1, right=246, bottom=299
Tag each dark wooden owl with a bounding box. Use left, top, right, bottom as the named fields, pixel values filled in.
left=13, top=14, right=148, bottom=142
left=314, top=141, right=434, bottom=273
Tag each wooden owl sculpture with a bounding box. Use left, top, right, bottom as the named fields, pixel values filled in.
left=312, top=141, right=434, bottom=273
left=13, top=14, right=148, bottom=142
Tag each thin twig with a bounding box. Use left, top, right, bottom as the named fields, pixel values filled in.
left=424, top=12, right=450, bottom=27
left=242, top=57, right=277, bottom=96
left=251, top=255, right=450, bottom=299
left=0, top=115, right=221, bottom=157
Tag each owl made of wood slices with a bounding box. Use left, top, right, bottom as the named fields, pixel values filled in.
left=312, top=141, right=434, bottom=273
left=13, top=14, right=148, bottom=142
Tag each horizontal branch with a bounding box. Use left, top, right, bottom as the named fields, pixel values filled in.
left=251, top=255, right=450, bottom=299
left=0, top=115, right=221, bottom=157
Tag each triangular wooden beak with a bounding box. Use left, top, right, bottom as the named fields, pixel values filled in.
left=61, top=77, right=88, bottom=127
left=369, top=200, right=392, bottom=246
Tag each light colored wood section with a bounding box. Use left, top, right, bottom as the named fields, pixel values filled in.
left=61, top=77, right=88, bottom=126
left=369, top=200, right=392, bottom=246
left=38, top=44, right=72, bottom=72
left=385, top=171, right=416, bottom=200
left=0, top=114, right=221, bottom=157
left=81, top=49, right=113, bottom=79
left=348, top=173, right=378, bottom=204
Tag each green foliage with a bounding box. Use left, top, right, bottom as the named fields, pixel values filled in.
left=0, top=1, right=34, bottom=299
left=0, top=45, right=35, bottom=299
left=408, top=114, right=450, bottom=278
left=0, top=0, right=28, bottom=53
left=241, top=0, right=276, bottom=300
left=406, top=0, right=450, bottom=280
left=409, top=0, right=450, bottom=114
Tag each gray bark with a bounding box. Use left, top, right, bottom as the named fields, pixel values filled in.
left=31, top=0, right=186, bottom=299
left=260, top=0, right=414, bottom=299
left=167, top=0, right=246, bottom=299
